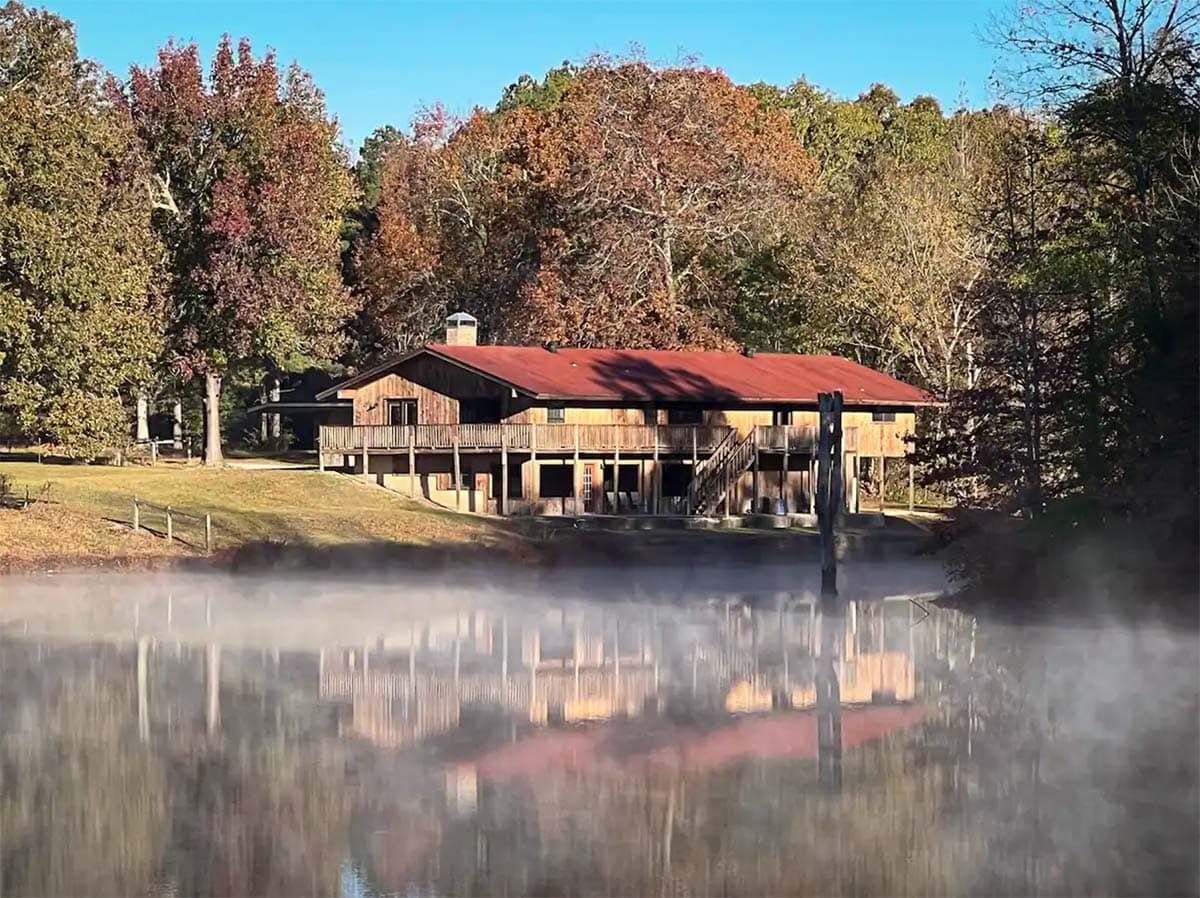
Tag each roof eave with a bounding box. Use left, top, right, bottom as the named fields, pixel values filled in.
left=316, top=345, right=541, bottom=401
left=531, top=393, right=940, bottom=406
left=247, top=401, right=351, bottom=413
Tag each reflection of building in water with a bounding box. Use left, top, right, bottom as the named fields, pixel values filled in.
left=315, top=600, right=930, bottom=749
left=0, top=586, right=988, bottom=898
left=709, top=599, right=919, bottom=713
left=726, top=653, right=915, bottom=712
left=319, top=613, right=658, bottom=747
left=792, top=652, right=915, bottom=706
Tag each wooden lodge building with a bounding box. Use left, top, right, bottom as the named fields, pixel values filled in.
left=313, top=312, right=936, bottom=516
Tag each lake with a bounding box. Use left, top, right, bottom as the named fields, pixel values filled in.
left=0, top=564, right=1196, bottom=896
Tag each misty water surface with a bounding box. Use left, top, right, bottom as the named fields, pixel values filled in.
left=0, top=564, right=1196, bottom=897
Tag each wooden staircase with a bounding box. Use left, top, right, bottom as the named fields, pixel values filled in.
left=687, top=429, right=759, bottom=515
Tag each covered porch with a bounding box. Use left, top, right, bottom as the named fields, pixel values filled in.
left=317, top=423, right=867, bottom=517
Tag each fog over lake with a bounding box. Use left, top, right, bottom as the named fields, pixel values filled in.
left=0, top=564, right=1196, bottom=896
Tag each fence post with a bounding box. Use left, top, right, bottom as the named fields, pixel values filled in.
left=150, top=441, right=158, bottom=466
left=166, top=506, right=173, bottom=543
left=204, top=514, right=212, bottom=554
left=133, top=498, right=140, bottom=532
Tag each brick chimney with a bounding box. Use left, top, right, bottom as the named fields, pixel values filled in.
left=445, top=311, right=478, bottom=346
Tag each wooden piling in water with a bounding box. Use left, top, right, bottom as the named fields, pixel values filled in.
left=816, top=391, right=844, bottom=598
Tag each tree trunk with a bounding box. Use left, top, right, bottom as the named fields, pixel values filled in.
left=135, top=394, right=150, bottom=442
left=172, top=400, right=183, bottom=450
left=259, top=384, right=269, bottom=443
left=268, top=377, right=281, bottom=440
left=203, top=372, right=223, bottom=467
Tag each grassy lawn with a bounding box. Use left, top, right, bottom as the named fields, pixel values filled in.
left=0, top=460, right=517, bottom=570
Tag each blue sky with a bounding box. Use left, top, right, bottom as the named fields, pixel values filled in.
left=51, top=0, right=1002, bottom=153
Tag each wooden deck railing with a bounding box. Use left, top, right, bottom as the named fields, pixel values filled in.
left=752, top=425, right=859, bottom=453
left=755, top=425, right=818, bottom=452
left=319, top=423, right=733, bottom=454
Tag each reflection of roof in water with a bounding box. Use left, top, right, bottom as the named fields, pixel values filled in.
left=469, top=705, right=933, bottom=782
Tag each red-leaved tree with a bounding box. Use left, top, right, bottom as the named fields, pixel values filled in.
left=127, top=37, right=354, bottom=464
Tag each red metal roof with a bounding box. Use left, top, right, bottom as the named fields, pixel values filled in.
left=425, top=345, right=936, bottom=406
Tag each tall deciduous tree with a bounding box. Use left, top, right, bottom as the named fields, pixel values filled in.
left=989, top=0, right=1199, bottom=531
left=126, top=37, right=354, bottom=464
left=0, top=1, right=160, bottom=458
left=354, top=59, right=818, bottom=357
left=520, top=60, right=818, bottom=347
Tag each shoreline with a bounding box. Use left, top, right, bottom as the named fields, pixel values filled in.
left=0, top=522, right=940, bottom=578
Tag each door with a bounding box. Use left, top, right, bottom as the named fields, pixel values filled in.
left=583, top=463, right=601, bottom=514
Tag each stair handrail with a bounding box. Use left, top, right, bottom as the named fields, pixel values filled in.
left=687, top=428, right=739, bottom=511
left=692, top=428, right=760, bottom=514
left=692, top=427, right=737, bottom=479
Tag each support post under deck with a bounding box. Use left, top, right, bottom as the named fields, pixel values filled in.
left=500, top=430, right=509, bottom=517
left=781, top=431, right=789, bottom=512
left=752, top=428, right=760, bottom=513
left=573, top=424, right=581, bottom=516
left=453, top=435, right=462, bottom=512
left=408, top=426, right=416, bottom=498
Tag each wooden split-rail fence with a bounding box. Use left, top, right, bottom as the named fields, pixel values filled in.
left=132, top=497, right=213, bottom=553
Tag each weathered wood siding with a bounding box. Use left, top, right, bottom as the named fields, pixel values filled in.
left=787, top=410, right=914, bottom=458
left=525, top=406, right=650, bottom=425
left=844, top=411, right=915, bottom=458
left=342, top=355, right=515, bottom=425
left=705, top=409, right=773, bottom=435
left=342, top=373, right=460, bottom=425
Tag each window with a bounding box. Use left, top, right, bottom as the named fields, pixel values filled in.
left=872, top=411, right=897, bottom=423
left=387, top=399, right=418, bottom=426
left=773, top=409, right=793, bottom=426
left=667, top=407, right=704, bottom=425
left=547, top=405, right=565, bottom=424
left=490, top=464, right=523, bottom=499
left=582, top=466, right=593, bottom=503
left=661, top=463, right=694, bottom=497
left=460, top=398, right=502, bottom=423
left=445, top=470, right=473, bottom=490
left=605, top=463, right=639, bottom=492
left=642, top=407, right=658, bottom=425
left=539, top=465, right=574, bottom=498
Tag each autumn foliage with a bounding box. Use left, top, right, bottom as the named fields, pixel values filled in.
left=125, top=36, right=354, bottom=461
left=353, top=59, right=819, bottom=356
